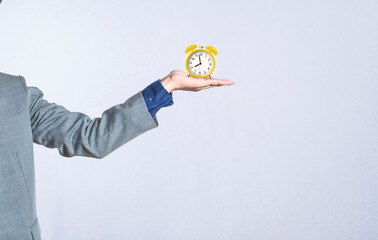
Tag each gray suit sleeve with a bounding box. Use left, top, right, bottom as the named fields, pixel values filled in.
left=19, top=76, right=159, bottom=159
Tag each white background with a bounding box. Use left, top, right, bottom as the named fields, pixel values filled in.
left=1, top=0, right=378, bottom=239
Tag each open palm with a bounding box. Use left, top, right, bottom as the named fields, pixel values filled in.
left=160, top=70, right=234, bottom=93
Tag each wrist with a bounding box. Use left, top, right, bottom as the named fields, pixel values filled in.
left=160, top=78, right=175, bottom=93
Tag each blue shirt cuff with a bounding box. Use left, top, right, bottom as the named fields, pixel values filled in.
left=141, top=79, right=174, bottom=117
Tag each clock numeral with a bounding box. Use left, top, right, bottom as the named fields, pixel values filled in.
left=208, top=67, right=210, bottom=70
left=208, top=58, right=211, bottom=61
left=191, top=66, right=193, bottom=68
left=209, top=63, right=213, bottom=66
left=192, top=58, right=195, bottom=60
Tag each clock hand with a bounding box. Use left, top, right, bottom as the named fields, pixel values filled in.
left=194, top=63, right=201, bottom=67
left=199, top=55, right=201, bottom=64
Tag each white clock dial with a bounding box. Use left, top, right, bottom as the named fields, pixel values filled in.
left=187, top=50, right=214, bottom=77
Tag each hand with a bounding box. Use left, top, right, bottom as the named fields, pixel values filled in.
left=160, top=70, right=234, bottom=93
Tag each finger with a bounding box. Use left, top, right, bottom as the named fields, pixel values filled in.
left=204, top=77, right=233, bottom=83
left=197, top=84, right=222, bottom=91
left=200, top=85, right=217, bottom=90
left=202, top=79, right=233, bottom=87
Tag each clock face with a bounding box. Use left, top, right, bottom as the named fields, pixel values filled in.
left=187, top=50, right=214, bottom=77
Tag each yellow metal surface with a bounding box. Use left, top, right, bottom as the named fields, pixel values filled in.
left=205, top=45, right=217, bottom=55
left=185, top=44, right=198, bottom=54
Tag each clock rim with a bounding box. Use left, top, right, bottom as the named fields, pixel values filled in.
left=185, top=49, right=216, bottom=78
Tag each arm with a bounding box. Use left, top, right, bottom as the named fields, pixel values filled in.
left=19, top=70, right=232, bottom=159
left=19, top=76, right=159, bottom=159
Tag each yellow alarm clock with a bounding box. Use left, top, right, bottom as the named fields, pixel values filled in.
left=185, top=44, right=217, bottom=78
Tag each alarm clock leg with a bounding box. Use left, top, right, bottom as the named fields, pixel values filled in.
left=187, top=74, right=191, bottom=77
left=208, top=75, right=212, bottom=78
